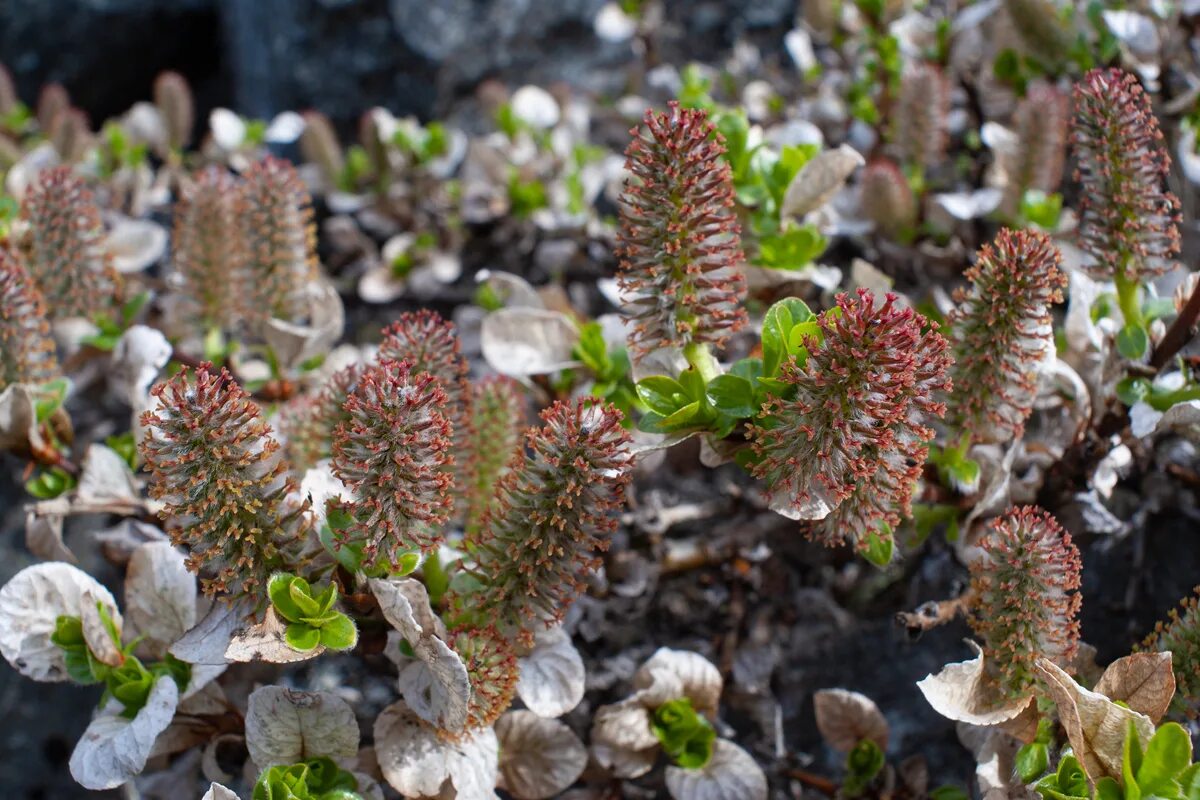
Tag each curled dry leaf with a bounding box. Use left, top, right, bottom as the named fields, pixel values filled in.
left=77, top=443, right=138, bottom=504
left=476, top=269, right=544, bottom=310
left=481, top=308, right=580, bottom=376
left=1035, top=658, right=1155, bottom=783
left=397, top=635, right=471, bottom=734
left=781, top=144, right=865, bottom=220
left=110, top=325, right=172, bottom=407
left=813, top=688, right=889, bottom=752
left=517, top=626, right=586, bottom=718
left=496, top=711, right=587, bottom=800
left=369, top=577, right=446, bottom=642
left=202, top=784, right=240, bottom=800
left=25, top=510, right=74, bottom=562
left=374, top=701, right=499, bottom=800
left=244, top=686, right=360, bottom=769
left=262, top=280, right=345, bottom=370
left=590, top=699, right=660, bottom=779
left=664, top=739, right=768, bottom=800
left=68, top=675, right=179, bottom=790
left=0, top=562, right=122, bottom=681
left=1092, top=651, right=1175, bottom=723
left=633, top=648, right=723, bottom=713
left=170, top=597, right=254, bottom=666
left=916, top=642, right=1034, bottom=725
left=104, top=216, right=168, bottom=273
left=225, top=606, right=323, bottom=664
left=124, top=541, right=197, bottom=657
left=0, top=383, right=43, bottom=453
left=80, top=590, right=124, bottom=667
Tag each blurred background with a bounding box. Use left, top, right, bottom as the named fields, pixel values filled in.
left=1, top=0, right=799, bottom=135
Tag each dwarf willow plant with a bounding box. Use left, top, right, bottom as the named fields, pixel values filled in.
left=0, top=242, right=58, bottom=389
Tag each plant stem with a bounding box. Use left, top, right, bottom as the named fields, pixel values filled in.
left=1115, top=269, right=1143, bottom=329
left=683, top=342, right=720, bottom=384
left=1151, top=276, right=1200, bottom=370
left=422, top=548, right=449, bottom=608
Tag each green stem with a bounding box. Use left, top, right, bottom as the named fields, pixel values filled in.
left=422, top=549, right=449, bottom=608
left=1115, top=269, right=1144, bottom=330
left=683, top=342, right=720, bottom=384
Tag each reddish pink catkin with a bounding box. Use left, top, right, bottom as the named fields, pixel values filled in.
left=1071, top=68, right=1180, bottom=281
left=139, top=364, right=310, bottom=599
left=617, top=101, right=748, bottom=358
left=173, top=165, right=245, bottom=335
left=750, top=289, right=951, bottom=553
left=0, top=243, right=58, bottom=390
left=969, top=506, right=1082, bottom=697
left=948, top=229, right=1066, bottom=444
left=459, top=399, right=632, bottom=646
left=330, top=359, right=454, bottom=568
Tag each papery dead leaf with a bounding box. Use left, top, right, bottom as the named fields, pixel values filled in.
left=374, top=701, right=499, bottom=800
left=664, top=739, right=768, bottom=800
left=105, top=216, right=168, bottom=273
left=496, top=710, right=588, bottom=799
left=1036, top=658, right=1154, bottom=783
left=916, top=642, right=1033, bottom=725
left=0, top=562, right=122, bottom=681
left=481, top=308, right=580, bottom=376
left=397, top=636, right=471, bottom=734
left=813, top=688, right=889, bottom=751
left=69, top=675, right=179, bottom=790
left=170, top=597, right=253, bottom=666
left=590, top=699, right=659, bottom=779
left=25, top=509, right=73, bottom=562
left=369, top=577, right=446, bottom=642
left=78, top=443, right=138, bottom=504
left=225, top=606, right=323, bottom=664
left=1093, top=651, right=1175, bottom=724
left=244, top=686, right=359, bottom=769
left=262, top=280, right=344, bottom=369
left=81, top=589, right=124, bottom=667
left=633, top=648, right=722, bottom=713
left=517, top=626, right=585, bottom=718
left=125, top=541, right=197, bottom=657
left=202, top=784, right=240, bottom=800
left=0, top=383, right=43, bottom=453
left=110, top=325, right=172, bottom=407
left=781, top=144, right=864, bottom=220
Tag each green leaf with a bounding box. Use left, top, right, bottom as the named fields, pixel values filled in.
left=762, top=297, right=815, bottom=377
left=1094, top=777, right=1124, bottom=800
left=637, top=376, right=689, bottom=416
left=288, top=579, right=322, bottom=618
left=1137, top=722, right=1192, bottom=797
left=930, top=788, right=970, bottom=800
left=393, top=551, right=422, bottom=577
left=658, top=401, right=703, bottom=431
left=1124, top=718, right=1144, bottom=800
left=1178, top=763, right=1200, bottom=800
left=318, top=614, right=358, bottom=651
left=1142, top=297, right=1177, bottom=323
left=847, top=739, right=886, bottom=783
left=706, top=374, right=756, bottom=418
left=861, top=527, right=894, bottom=567
left=1117, top=377, right=1151, bottom=406
left=757, top=225, right=829, bottom=270
left=1017, top=742, right=1050, bottom=783
left=285, top=623, right=322, bottom=652
left=33, top=378, right=69, bottom=422
left=1117, top=323, right=1150, bottom=360
left=651, top=698, right=716, bottom=770
left=269, top=574, right=306, bottom=622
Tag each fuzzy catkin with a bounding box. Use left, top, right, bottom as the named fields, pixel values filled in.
left=448, top=625, right=519, bottom=734
left=330, top=359, right=454, bottom=567
left=1142, top=589, right=1200, bottom=716
left=462, top=399, right=632, bottom=645
left=948, top=229, right=1066, bottom=443
left=139, top=365, right=311, bottom=599
left=1072, top=68, right=1181, bottom=281
left=750, top=289, right=951, bottom=552
left=1001, top=81, right=1068, bottom=217
left=969, top=506, right=1082, bottom=697
left=893, top=63, right=949, bottom=173
left=0, top=244, right=58, bottom=390
left=173, top=165, right=245, bottom=336
left=860, top=159, right=917, bottom=240
left=617, top=101, right=747, bottom=358
left=19, top=166, right=118, bottom=318
left=463, top=375, right=526, bottom=534
left=153, top=71, right=194, bottom=152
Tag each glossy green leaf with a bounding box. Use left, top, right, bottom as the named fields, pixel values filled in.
left=269, top=574, right=306, bottom=623
left=285, top=623, right=322, bottom=652
left=861, top=527, right=894, bottom=567
left=1017, top=741, right=1050, bottom=783
left=1117, top=323, right=1150, bottom=360
left=706, top=374, right=756, bottom=418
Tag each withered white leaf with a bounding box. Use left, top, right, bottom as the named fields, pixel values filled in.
left=517, top=626, right=586, bottom=718
left=77, top=443, right=139, bottom=503
left=170, top=597, right=253, bottom=666
left=69, top=675, right=179, bottom=790
left=664, top=739, right=768, bottom=800
left=125, top=541, right=196, bottom=657
left=0, top=562, right=122, bottom=681
left=497, top=710, right=588, bottom=799
left=475, top=269, right=544, bottom=310
left=481, top=308, right=580, bottom=376
left=262, top=280, right=345, bottom=369
left=1036, top=658, right=1155, bottom=783
left=105, top=216, right=168, bottom=273
left=633, top=648, right=722, bottom=713
left=813, top=688, right=889, bottom=752
left=202, top=784, right=240, bottom=800
left=110, top=325, right=171, bottom=407
left=374, top=701, right=500, bottom=799
left=369, top=577, right=446, bottom=642
left=25, top=508, right=74, bottom=562
left=916, top=642, right=1034, bottom=725
left=0, top=383, right=43, bottom=453
left=590, top=699, right=659, bottom=779
left=80, top=589, right=124, bottom=667
left=397, top=636, right=471, bottom=734
left=244, top=686, right=360, bottom=769
left=225, top=606, right=323, bottom=664
left=781, top=144, right=864, bottom=220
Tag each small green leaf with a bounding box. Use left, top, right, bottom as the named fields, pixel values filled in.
left=1117, top=376, right=1151, bottom=406
left=637, top=376, right=688, bottom=416
left=762, top=297, right=815, bottom=376
left=288, top=579, right=322, bottom=618
left=1124, top=719, right=1144, bottom=800
left=706, top=374, right=756, bottom=418
left=861, top=527, right=894, bottom=567
left=318, top=614, right=358, bottom=651
left=659, top=401, right=703, bottom=431
left=930, top=787, right=970, bottom=800
left=1094, top=777, right=1123, bottom=800
left=269, top=574, right=306, bottom=623
left=1117, top=323, right=1150, bottom=360
left=1016, top=741, right=1050, bottom=783
left=393, top=551, right=422, bottom=577
left=1143, top=297, right=1178, bottom=323
left=1137, top=722, right=1192, bottom=797
left=285, top=623, right=322, bottom=652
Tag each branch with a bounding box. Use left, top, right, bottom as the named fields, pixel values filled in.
left=1151, top=277, right=1200, bottom=370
